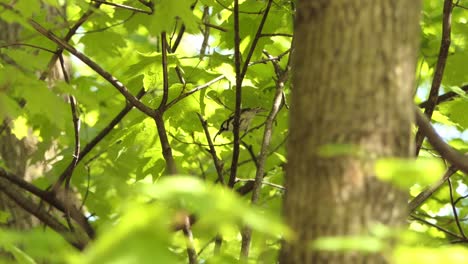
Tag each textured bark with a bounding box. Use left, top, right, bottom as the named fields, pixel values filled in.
left=280, top=1, right=421, bottom=263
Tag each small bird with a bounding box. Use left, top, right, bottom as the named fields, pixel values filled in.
left=214, top=107, right=266, bottom=141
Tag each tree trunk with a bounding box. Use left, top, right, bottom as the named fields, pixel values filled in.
left=0, top=4, right=66, bottom=229
left=0, top=19, right=38, bottom=230
left=280, top=1, right=421, bottom=263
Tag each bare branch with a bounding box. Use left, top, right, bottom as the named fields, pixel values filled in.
left=0, top=168, right=95, bottom=239
left=29, top=20, right=156, bottom=118
left=40, top=1, right=102, bottom=80
left=241, top=48, right=287, bottom=259
left=260, top=33, right=293, bottom=38
left=0, top=178, right=87, bottom=250
left=419, top=84, right=468, bottom=108
left=182, top=216, right=198, bottom=264
left=236, top=178, right=285, bottom=191
left=166, top=75, right=226, bottom=109
left=415, top=0, right=452, bottom=155
left=90, top=0, right=153, bottom=14
left=448, top=178, right=467, bottom=238
left=229, top=0, right=243, bottom=188
left=408, top=165, right=457, bottom=212
left=411, top=214, right=464, bottom=239
left=229, top=0, right=273, bottom=190
left=197, top=113, right=225, bottom=185
left=414, top=107, right=468, bottom=174
left=159, top=33, right=170, bottom=109
left=0, top=42, right=56, bottom=53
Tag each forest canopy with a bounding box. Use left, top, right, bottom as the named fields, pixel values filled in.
left=0, top=0, right=468, bottom=263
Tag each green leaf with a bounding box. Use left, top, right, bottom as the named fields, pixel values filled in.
left=6, top=245, right=37, bottom=264
left=10, top=116, right=29, bottom=140
left=80, top=31, right=127, bottom=58
left=312, top=236, right=384, bottom=253
left=146, top=176, right=291, bottom=238
left=318, top=143, right=364, bottom=157
left=393, top=246, right=468, bottom=264
left=443, top=52, right=468, bottom=86
left=0, top=210, right=10, bottom=224
left=73, top=205, right=177, bottom=264
left=0, top=93, right=20, bottom=122
left=375, top=158, right=444, bottom=189
left=438, top=99, right=468, bottom=129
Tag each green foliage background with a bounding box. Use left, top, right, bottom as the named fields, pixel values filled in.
left=0, top=0, right=468, bottom=263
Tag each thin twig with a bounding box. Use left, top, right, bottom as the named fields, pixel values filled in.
left=76, top=12, right=136, bottom=34
left=454, top=193, right=468, bottom=206
left=166, top=75, right=226, bottom=109
left=159, top=32, right=170, bottom=109
left=54, top=88, right=146, bottom=191
left=197, top=113, right=225, bottom=185
left=200, top=7, right=211, bottom=60
left=0, top=43, right=57, bottom=53
left=90, top=0, right=153, bottom=14
left=249, top=48, right=291, bottom=66
left=260, top=33, right=293, bottom=38
left=197, top=236, right=217, bottom=256
left=80, top=165, right=91, bottom=211
left=448, top=178, right=467, bottom=238
left=51, top=55, right=80, bottom=193
left=65, top=95, right=80, bottom=189
left=408, top=165, right=457, bottom=212
left=63, top=95, right=80, bottom=231
left=419, top=84, right=468, bottom=108
left=241, top=141, right=258, bottom=169
left=411, top=214, right=463, bottom=239
left=182, top=217, right=198, bottom=264
left=203, top=22, right=227, bottom=32
left=80, top=88, right=146, bottom=163
left=215, top=0, right=264, bottom=14
left=236, top=178, right=285, bottom=191
left=171, top=25, right=185, bottom=53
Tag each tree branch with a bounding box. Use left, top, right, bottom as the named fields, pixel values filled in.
left=39, top=1, right=102, bottom=80
left=415, top=0, right=452, bottom=155
left=414, top=107, right=468, bottom=174
left=149, top=32, right=198, bottom=264
left=241, top=48, right=287, bottom=259
left=29, top=19, right=156, bottom=118
left=408, top=165, right=457, bottom=212
left=229, top=0, right=273, bottom=190
left=90, top=0, right=153, bottom=14
left=411, top=214, right=464, bottom=239
left=0, top=167, right=95, bottom=239
left=418, top=84, right=468, bottom=108
left=229, top=0, right=243, bottom=188
left=448, top=178, right=466, bottom=238
left=0, top=177, right=87, bottom=250
left=166, top=75, right=226, bottom=109
left=159, top=32, right=170, bottom=110
left=197, top=113, right=225, bottom=185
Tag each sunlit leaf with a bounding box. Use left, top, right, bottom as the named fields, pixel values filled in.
left=375, top=158, right=444, bottom=189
